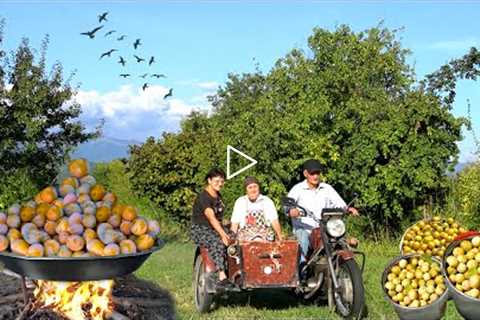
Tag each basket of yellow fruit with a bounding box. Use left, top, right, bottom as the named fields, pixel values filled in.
left=0, top=159, right=164, bottom=281
left=400, top=217, right=466, bottom=258
left=382, top=254, right=449, bottom=320
left=442, top=232, right=480, bottom=320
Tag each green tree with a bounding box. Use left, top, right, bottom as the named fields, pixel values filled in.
left=128, top=24, right=469, bottom=234
left=0, top=19, right=98, bottom=190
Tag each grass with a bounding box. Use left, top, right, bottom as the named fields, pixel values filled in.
left=94, top=161, right=466, bottom=319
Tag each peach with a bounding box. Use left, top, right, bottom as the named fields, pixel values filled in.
left=11, top=239, right=29, bottom=256
left=63, top=203, right=81, bottom=216
left=44, top=220, right=57, bottom=235
left=44, top=239, right=60, bottom=256
left=103, top=243, right=120, bottom=256
left=62, top=177, right=79, bottom=188
left=96, top=206, right=111, bottom=223
left=36, top=202, right=51, bottom=216
left=53, top=199, right=64, bottom=209
left=7, top=228, right=21, bottom=242
left=7, top=204, right=20, bottom=216
left=0, top=212, right=7, bottom=224
left=55, top=218, right=70, bottom=234
left=103, top=192, right=117, bottom=206
left=46, top=205, right=62, bottom=221
left=120, top=239, right=137, bottom=254
left=69, top=223, right=84, bottom=235
left=82, top=214, right=97, bottom=229
left=27, top=243, right=44, bottom=257
left=122, top=206, right=137, bottom=221
left=82, top=202, right=96, bottom=216
left=0, top=235, right=9, bottom=252
left=68, top=159, right=89, bottom=178
left=90, top=184, right=106, bottom=202
left=86, top=239, right=104, bottom=256
left=68, top=212, right=83, bottom=225
left=111, top=204, right=124, bottom=217
left=108, top=214, right=121, bottom=228
left=58, top=232, right=70, bottom=245
left=80, top=175, right=96, bottom=186
left=6, top=215, right=21, bottom=228
left=136, top=234, right=155, bottom=251
left=131, top=218, right=148, bottom=236
left=77, top=194, right=92, bottom=205
left=66, top=235, right=85, bottom=252
left=98, top=229, right=117, bottom=245
left=83, top=228, right=97, bottom=241
left=59, top=184, right=75, bottom=197
left=120, top=221, right=132, bottom=235
left=148, top=220, right=160, bottom=238
left=20, top=206, right=35, bottom=222
left=63, top=192, right=78, bottom=205
left=0, top=223, right=8, bottom=235
left=39, top=186, right=57, bottom=203
left=32, top=214, right=46, bottom=228
left=58, top=245, right=72, bottom=257
left=77, top=183, right=91, bottom=195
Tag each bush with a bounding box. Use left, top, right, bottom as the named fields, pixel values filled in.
left=0, top=168, right=38, bottom=210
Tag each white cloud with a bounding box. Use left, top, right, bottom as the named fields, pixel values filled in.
left=74, top=85, right=213, bottom=140
left=195, top=81, right=219, bottom=90
left=427, top=38, right=479, bottom=51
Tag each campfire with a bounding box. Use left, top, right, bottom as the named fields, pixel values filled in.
left=0, top=271, right=175, bottom=320
left=33, top=279, right=114, bottom=320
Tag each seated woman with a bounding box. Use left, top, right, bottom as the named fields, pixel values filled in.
left=190, top=168, right=234, bottom=290
left=230, top=176, right=283, bottom=242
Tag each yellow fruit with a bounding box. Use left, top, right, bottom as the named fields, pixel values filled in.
left=90, top=184, right=106, bottom=201
left=68, top=159, right=89, bottom=178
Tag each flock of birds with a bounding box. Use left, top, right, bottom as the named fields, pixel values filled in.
left=81, top=12, right=173, bottom=99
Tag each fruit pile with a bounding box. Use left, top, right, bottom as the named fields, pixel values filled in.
left=401, top=217, right=466, bottom=258
left=444, top=236, right=480, bottom=299
left=0, top=159, right=160, bottom=257
left=384, top=256, right=446, bottom=308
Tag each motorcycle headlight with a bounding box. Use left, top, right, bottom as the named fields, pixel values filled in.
left=326, top=218, right=346, bottom=238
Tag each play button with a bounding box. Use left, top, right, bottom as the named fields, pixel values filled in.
left=226, top=145, right=258, bottom=180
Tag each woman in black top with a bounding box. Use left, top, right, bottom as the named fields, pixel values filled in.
left=191, top=168, right=233, bottom=289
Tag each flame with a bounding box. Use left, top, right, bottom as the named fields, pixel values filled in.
left=33, top=279, right=114, bottom=320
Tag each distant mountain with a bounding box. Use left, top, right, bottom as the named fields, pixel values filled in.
left=71, top=137, right=142, bottom=163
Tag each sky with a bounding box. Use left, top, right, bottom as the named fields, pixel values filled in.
left=0, top=0, right=479, bottom=162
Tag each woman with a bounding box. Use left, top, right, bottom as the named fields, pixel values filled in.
left=190, top=168, right=233, bottom=290
left=231, top=176, right=283, bottom=242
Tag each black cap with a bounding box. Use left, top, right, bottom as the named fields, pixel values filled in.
left=303, top=159, right=322, bottom=172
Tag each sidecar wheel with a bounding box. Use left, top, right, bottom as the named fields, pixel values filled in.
left=193, top=254, right=216, bottom=313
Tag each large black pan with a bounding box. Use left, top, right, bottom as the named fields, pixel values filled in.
left=0, top=239, right=165, bottom=281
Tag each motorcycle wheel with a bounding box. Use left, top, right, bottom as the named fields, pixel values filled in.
left=193, top=254, right=216, bottom=313
left=334, top=259, right=365, bottom=319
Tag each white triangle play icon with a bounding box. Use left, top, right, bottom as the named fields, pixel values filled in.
left=226, top=145, right=258, bottom=180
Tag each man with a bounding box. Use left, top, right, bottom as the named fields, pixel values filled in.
left=286, top=159, right=358, bottom=267
left=231, top=176, right=283, bottom=242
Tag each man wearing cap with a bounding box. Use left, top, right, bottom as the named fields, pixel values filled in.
left=286, top=159, right=359, bottom=268
left=231, top=176, right=283, bottom=242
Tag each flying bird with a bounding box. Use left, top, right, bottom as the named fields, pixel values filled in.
left=142, top=83, right=149, bottom=91
left=117, top=35, right=127, bottom=41
left=133, top=55, right=145, bottom=63
left=118, top=56, right=126, bottom=66
left=148, top=56, right=155, bottom=66
left=104, top=30, right=116, bottom=37
left=151, top=73, right=166, bottom=78
left=163, top=88, right=173, bottom=99
left=119, top=74, right=131, bottom=78
left=140, top=73, right=149, bottom=79
left=98, top=12, right=109, bottom=23
left=100, top=49, right=117, bottom=59
left=80, top=26, right=104, bottom=39
left=133, top=38, right=142, bottom=50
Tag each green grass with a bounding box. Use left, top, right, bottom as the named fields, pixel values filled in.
left=94, top=161, right=466, bottom=319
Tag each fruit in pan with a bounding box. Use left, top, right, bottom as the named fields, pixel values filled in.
left=11, top=239, right=29, bottom=256
left=7, top=228, right=21, bottom=242
left=6, top=215, right=21, bottom=228
left=96, top=206, right=111, bottom=223
left=120, top=239, right=137, bottom=254
left=122, top=206, right=137, bottom=221
left=103, top=243, right=120, bottom=256
left=63, top=203, right=81, bottom=216
left=0, top=223, right=8, bottom=235
left=56, top=218, right=70, bottom=234
left=58, top=245, right=72, bottom=257
left=0, top=212, right=6, bottom=224
left=67, top=235, right=85, bottom=252
left=112, top=204, right=124, bottom=217
left=82, top=214, right=97, bottom=229
left=80, top=175, right=96, bottom=186
left=103, top=192, right=117, bottom=205
left=108, top=214, right=121, bottom=228
left=69, top=223, right=84, bottom=235
left=20, top=206, right=35, bottom=222
left=46, top=205, right=62, bottom=221
left=131, top=218, right=148, bottom=236
left=136, top=234, right=155, bottom=251
left=90, top=184, right=106, bottom=202
left=86, top=239, right=105, bottom=256
left=384, top=256, right=446, bottom=307
left=44, top=220, right=57, bottom=235
left=58, top=232, right=70, bottom=245
left=148, top=220, right=160, bottom=237
left=0, top=235, right=9, bottom=252
left=68, top=159, right=89, bottom=178
left=44, top=239, right=60, bottom=256
left=27, top=243, right=45, bottom=257
left=84, top=228, right=97, bottom=242
left=445, top=236, right=480, bottom=298
left=63, top=177, right=79, bottom=189
left=32, top=213, right=46, bottom=228
left=39, top=187, right=57, bottom=204
left=120, top=220, right=132, bottom=235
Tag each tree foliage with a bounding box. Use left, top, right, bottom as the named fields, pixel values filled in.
left=0, top=19, right=98, bottom=187
left=128, top=24, right=471, bottom=233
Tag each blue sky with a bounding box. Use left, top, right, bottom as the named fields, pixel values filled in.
left=1, top=1, right=479, bottom=162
